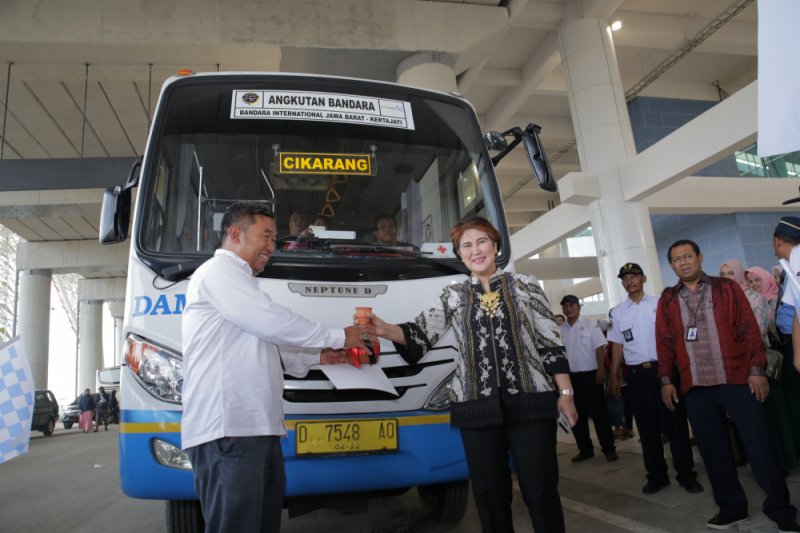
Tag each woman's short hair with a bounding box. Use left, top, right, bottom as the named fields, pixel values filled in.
left=450, top=216, right=501, bottom=257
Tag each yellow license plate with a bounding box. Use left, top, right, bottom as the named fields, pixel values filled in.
left=295, top=419, right=398, bottom=456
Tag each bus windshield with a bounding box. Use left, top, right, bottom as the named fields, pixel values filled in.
left=136, top=74, right=508, bottom=281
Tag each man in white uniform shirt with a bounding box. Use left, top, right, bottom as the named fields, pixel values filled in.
left=181, top=201, right=373, bottom=533
left=560, top=295, right=618, bottom=462
left=775, top=216, right=800, bottom=372
left=608, top=263, right=702, bottom=495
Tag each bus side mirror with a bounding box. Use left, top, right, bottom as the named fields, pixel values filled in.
left=521, top=124, right=556, bottom=193
left=99, top=187, right=131, bottom=244
left=485, top=124, right=557, bottom=193
left=484, top=131, right=507, bottom=152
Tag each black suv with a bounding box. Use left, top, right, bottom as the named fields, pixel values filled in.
left=61, top=396, right=80, bottom=429
left=32, top=389, right=59, bottom=436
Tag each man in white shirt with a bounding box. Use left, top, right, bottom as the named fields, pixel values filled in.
left=775, top=216, right=800, bottom=372
left=560, top=295, right=618, bottom=463
left=608, top=263, right=702, bottom=495
left=181, top=201, right=373, bottom=533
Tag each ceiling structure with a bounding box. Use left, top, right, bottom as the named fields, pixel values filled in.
left=0, top=0, right=760, bottom=279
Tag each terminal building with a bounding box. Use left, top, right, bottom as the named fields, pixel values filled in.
left=3, top=0, right=793, bottom=394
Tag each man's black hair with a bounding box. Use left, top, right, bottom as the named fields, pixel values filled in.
left=667, top=239, right=701, bottom=262
left=221, top=201, right=274, bottom=242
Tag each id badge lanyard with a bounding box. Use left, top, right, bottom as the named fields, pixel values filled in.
left=679, top=283, right=705, bottom=342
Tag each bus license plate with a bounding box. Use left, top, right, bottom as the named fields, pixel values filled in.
left=295, top=419, right=398, bottom=456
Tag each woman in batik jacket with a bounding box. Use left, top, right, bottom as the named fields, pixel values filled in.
left=371, top=216, right=576, bottom=533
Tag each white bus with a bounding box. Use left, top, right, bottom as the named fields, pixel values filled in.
left=100, top=71, right=553, bottom=531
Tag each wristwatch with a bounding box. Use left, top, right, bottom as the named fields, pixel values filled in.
left=559, top=388, right=574, bottom=397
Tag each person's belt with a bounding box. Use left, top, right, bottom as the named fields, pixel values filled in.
left=628, top=360, right=657, bottom=368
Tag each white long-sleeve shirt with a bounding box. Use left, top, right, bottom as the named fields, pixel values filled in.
left=181, top=249, right=345, bottom=450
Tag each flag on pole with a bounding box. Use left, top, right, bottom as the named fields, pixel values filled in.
left=0, top=337, right=35, bottom=464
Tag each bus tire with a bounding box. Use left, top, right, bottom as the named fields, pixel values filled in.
left=417, top=480, right=469, bottom=524
left=166, top=500, right=204, bottom=533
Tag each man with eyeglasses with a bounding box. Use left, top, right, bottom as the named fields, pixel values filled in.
left=656, top=239, right=798, bottom=532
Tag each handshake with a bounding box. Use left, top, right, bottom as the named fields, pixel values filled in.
left=322, top=307, right=382, bottom=368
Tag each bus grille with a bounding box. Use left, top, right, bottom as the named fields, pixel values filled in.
left=282, top=359, right=453, bottom=403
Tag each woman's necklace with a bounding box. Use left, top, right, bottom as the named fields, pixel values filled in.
left=479, top=290, right=501, bottom=317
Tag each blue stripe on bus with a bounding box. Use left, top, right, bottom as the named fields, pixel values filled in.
left=120, top=409, right=182, bottom=423
left=118, top=409, right=468, bottom=500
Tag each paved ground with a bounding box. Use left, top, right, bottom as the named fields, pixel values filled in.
left=2, top=423, right=799, bottom=532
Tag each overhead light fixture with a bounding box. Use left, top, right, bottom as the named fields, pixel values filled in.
left=610, top=20, right=622, bottom=31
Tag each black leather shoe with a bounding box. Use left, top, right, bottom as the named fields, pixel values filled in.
left=641, top=479, right=670, bottom=494
left=706, top=513, right=749, bottom=530
left=605, top=451, right=619, bottom=462
left=679, top=478, right=704, bottom=494
left=571, top=451, right=594, bottom=463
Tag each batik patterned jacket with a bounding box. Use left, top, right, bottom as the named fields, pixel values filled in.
left=395, top=270, right=569, bottom=428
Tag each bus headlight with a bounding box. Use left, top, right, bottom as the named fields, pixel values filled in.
left=152, top=439, right=193, bottom=470
left=423, top=372, right=455, bottom=410
left=125, top=335, right=183, bottom=403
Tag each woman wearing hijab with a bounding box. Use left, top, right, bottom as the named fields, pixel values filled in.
left=727, top=262, right=800, bottom=470
left=370, top=216, right=577, bottom=533
left=747, top=266, right=780, bottom=316
left=719, top=259, right=771, bottom=342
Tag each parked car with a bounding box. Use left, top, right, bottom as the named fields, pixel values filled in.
left=61, top=395, right=80, bottom=429
left=32, top=389, right=59, bottom=436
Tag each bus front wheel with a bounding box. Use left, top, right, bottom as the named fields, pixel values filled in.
left=166, top=500, right=204, bottom=533
left=417, top=480, right=469, bottom=524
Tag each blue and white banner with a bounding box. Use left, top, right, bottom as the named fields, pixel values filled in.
left=0, top=337, right=34, bottom=464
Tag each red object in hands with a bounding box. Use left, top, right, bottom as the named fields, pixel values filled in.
left=346, top=347, right=366, bottom=368
left=354, top=306, right=380, bottom=363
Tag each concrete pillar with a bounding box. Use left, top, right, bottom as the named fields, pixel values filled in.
left=17, top=269, right=52, bottom=390
left=397, top=52, right=457, bottom=93
left=558, top=18, right=663, bottom=307
left=539, top=242, right=573, bottom=312
left=107, top=301, right=125, bottom=366
left=78, top=300, right=104, bottom=392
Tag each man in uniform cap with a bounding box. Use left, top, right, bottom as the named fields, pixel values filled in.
left=559, top=294, right=618, bottom=463
left=774, top=216, right=800, bottom=372
left=608, top=262, right=702, bottom=495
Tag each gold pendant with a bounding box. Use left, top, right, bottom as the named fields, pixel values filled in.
left=479, top=291, right=500, bottom=317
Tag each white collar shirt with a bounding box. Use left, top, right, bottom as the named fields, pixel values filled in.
left=181, top=249, right=346, bottom=450
left=607, top=294, right=659, bottom=365
left=560, top=316, right=606, bottom=372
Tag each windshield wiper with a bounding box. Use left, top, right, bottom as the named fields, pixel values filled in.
left=160, top=257, right=210, bottom=281
left=328, top=243, right=468, bottom=275
left=157, top=241, right=467, bottom=281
